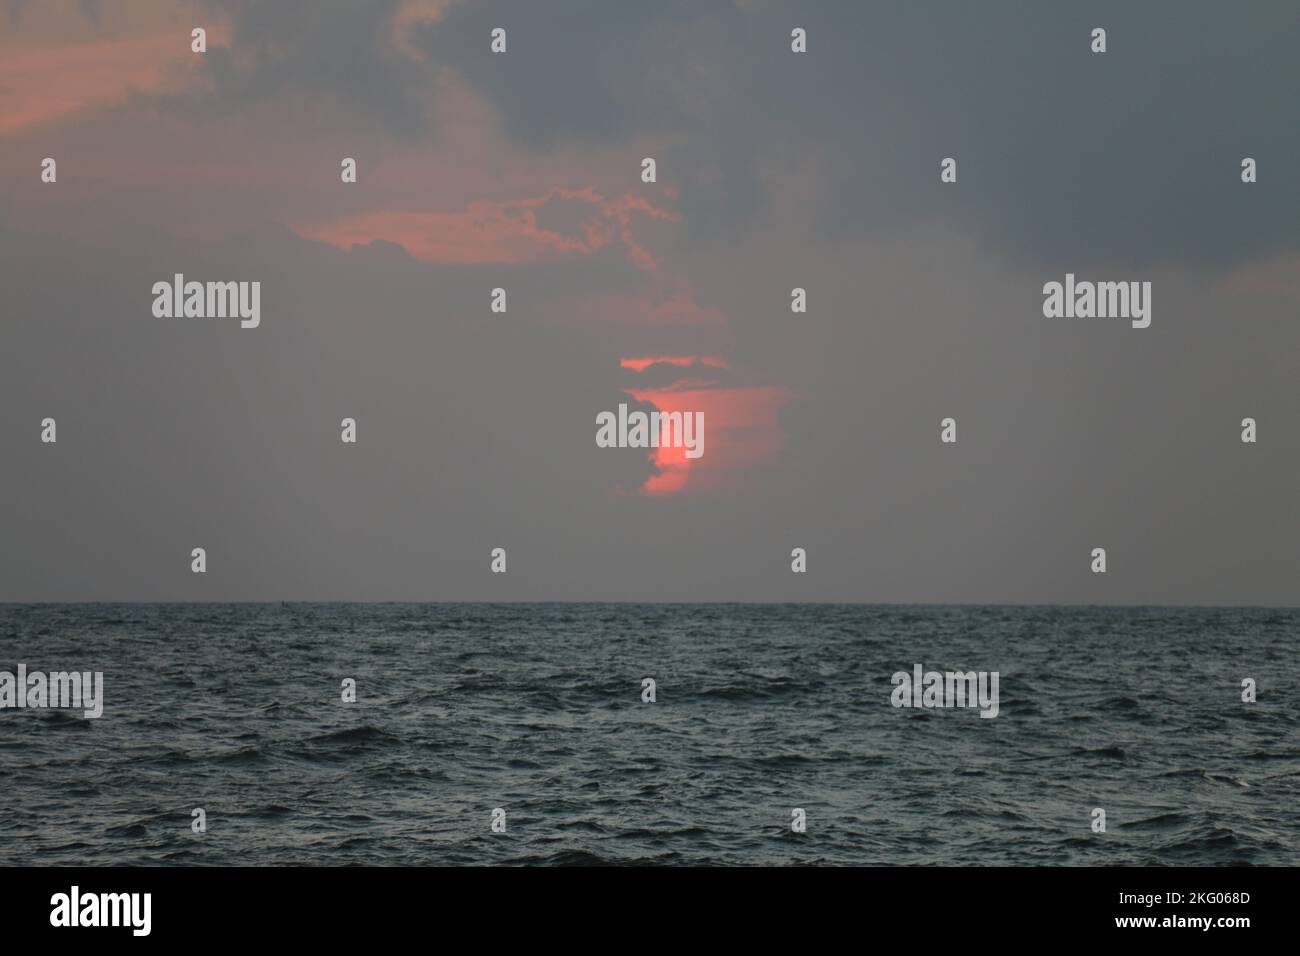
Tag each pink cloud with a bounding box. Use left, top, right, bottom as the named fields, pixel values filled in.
left=293, top=187, right=678, bottom=268
left=620, top=356, right=728, bottom=373
left=0, top=15, right=228, bottom=136
left=623, top=383, right=795, bottom=496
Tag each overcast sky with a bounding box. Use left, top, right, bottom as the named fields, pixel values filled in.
left=1, top=0, right=1297, bottom=603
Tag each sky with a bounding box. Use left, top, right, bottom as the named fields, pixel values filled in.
left=1, top=0, right=1297, bottom=603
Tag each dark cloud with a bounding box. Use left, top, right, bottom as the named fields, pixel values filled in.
left=621, top=360, right=740, bottom=391
left=155, top=0, right=436, bottom=135
left=424, top=0, right=1299, bottom=269
left=414, top=0, right=685, bottom=145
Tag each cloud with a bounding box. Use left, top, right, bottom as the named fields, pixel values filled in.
left=2, top=2, right=1297, bottom=602
left=623, top=382, right=795, bottom=497
left=138, top=0, right=438, bottom=135
left=0, top=1, right=216, bottom=133
left=418, top=0, right=1300, bottom=269
left=294, top=187, right=678, bottom=268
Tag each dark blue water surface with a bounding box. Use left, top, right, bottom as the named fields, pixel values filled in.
left=0, top=603, right=1296, bottom=865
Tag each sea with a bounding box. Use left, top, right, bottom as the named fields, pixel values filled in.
left=1, top=603, right=1296, bottom=866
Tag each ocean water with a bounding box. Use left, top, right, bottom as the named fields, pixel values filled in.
left=0, top=603, right=1296, bottom=866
